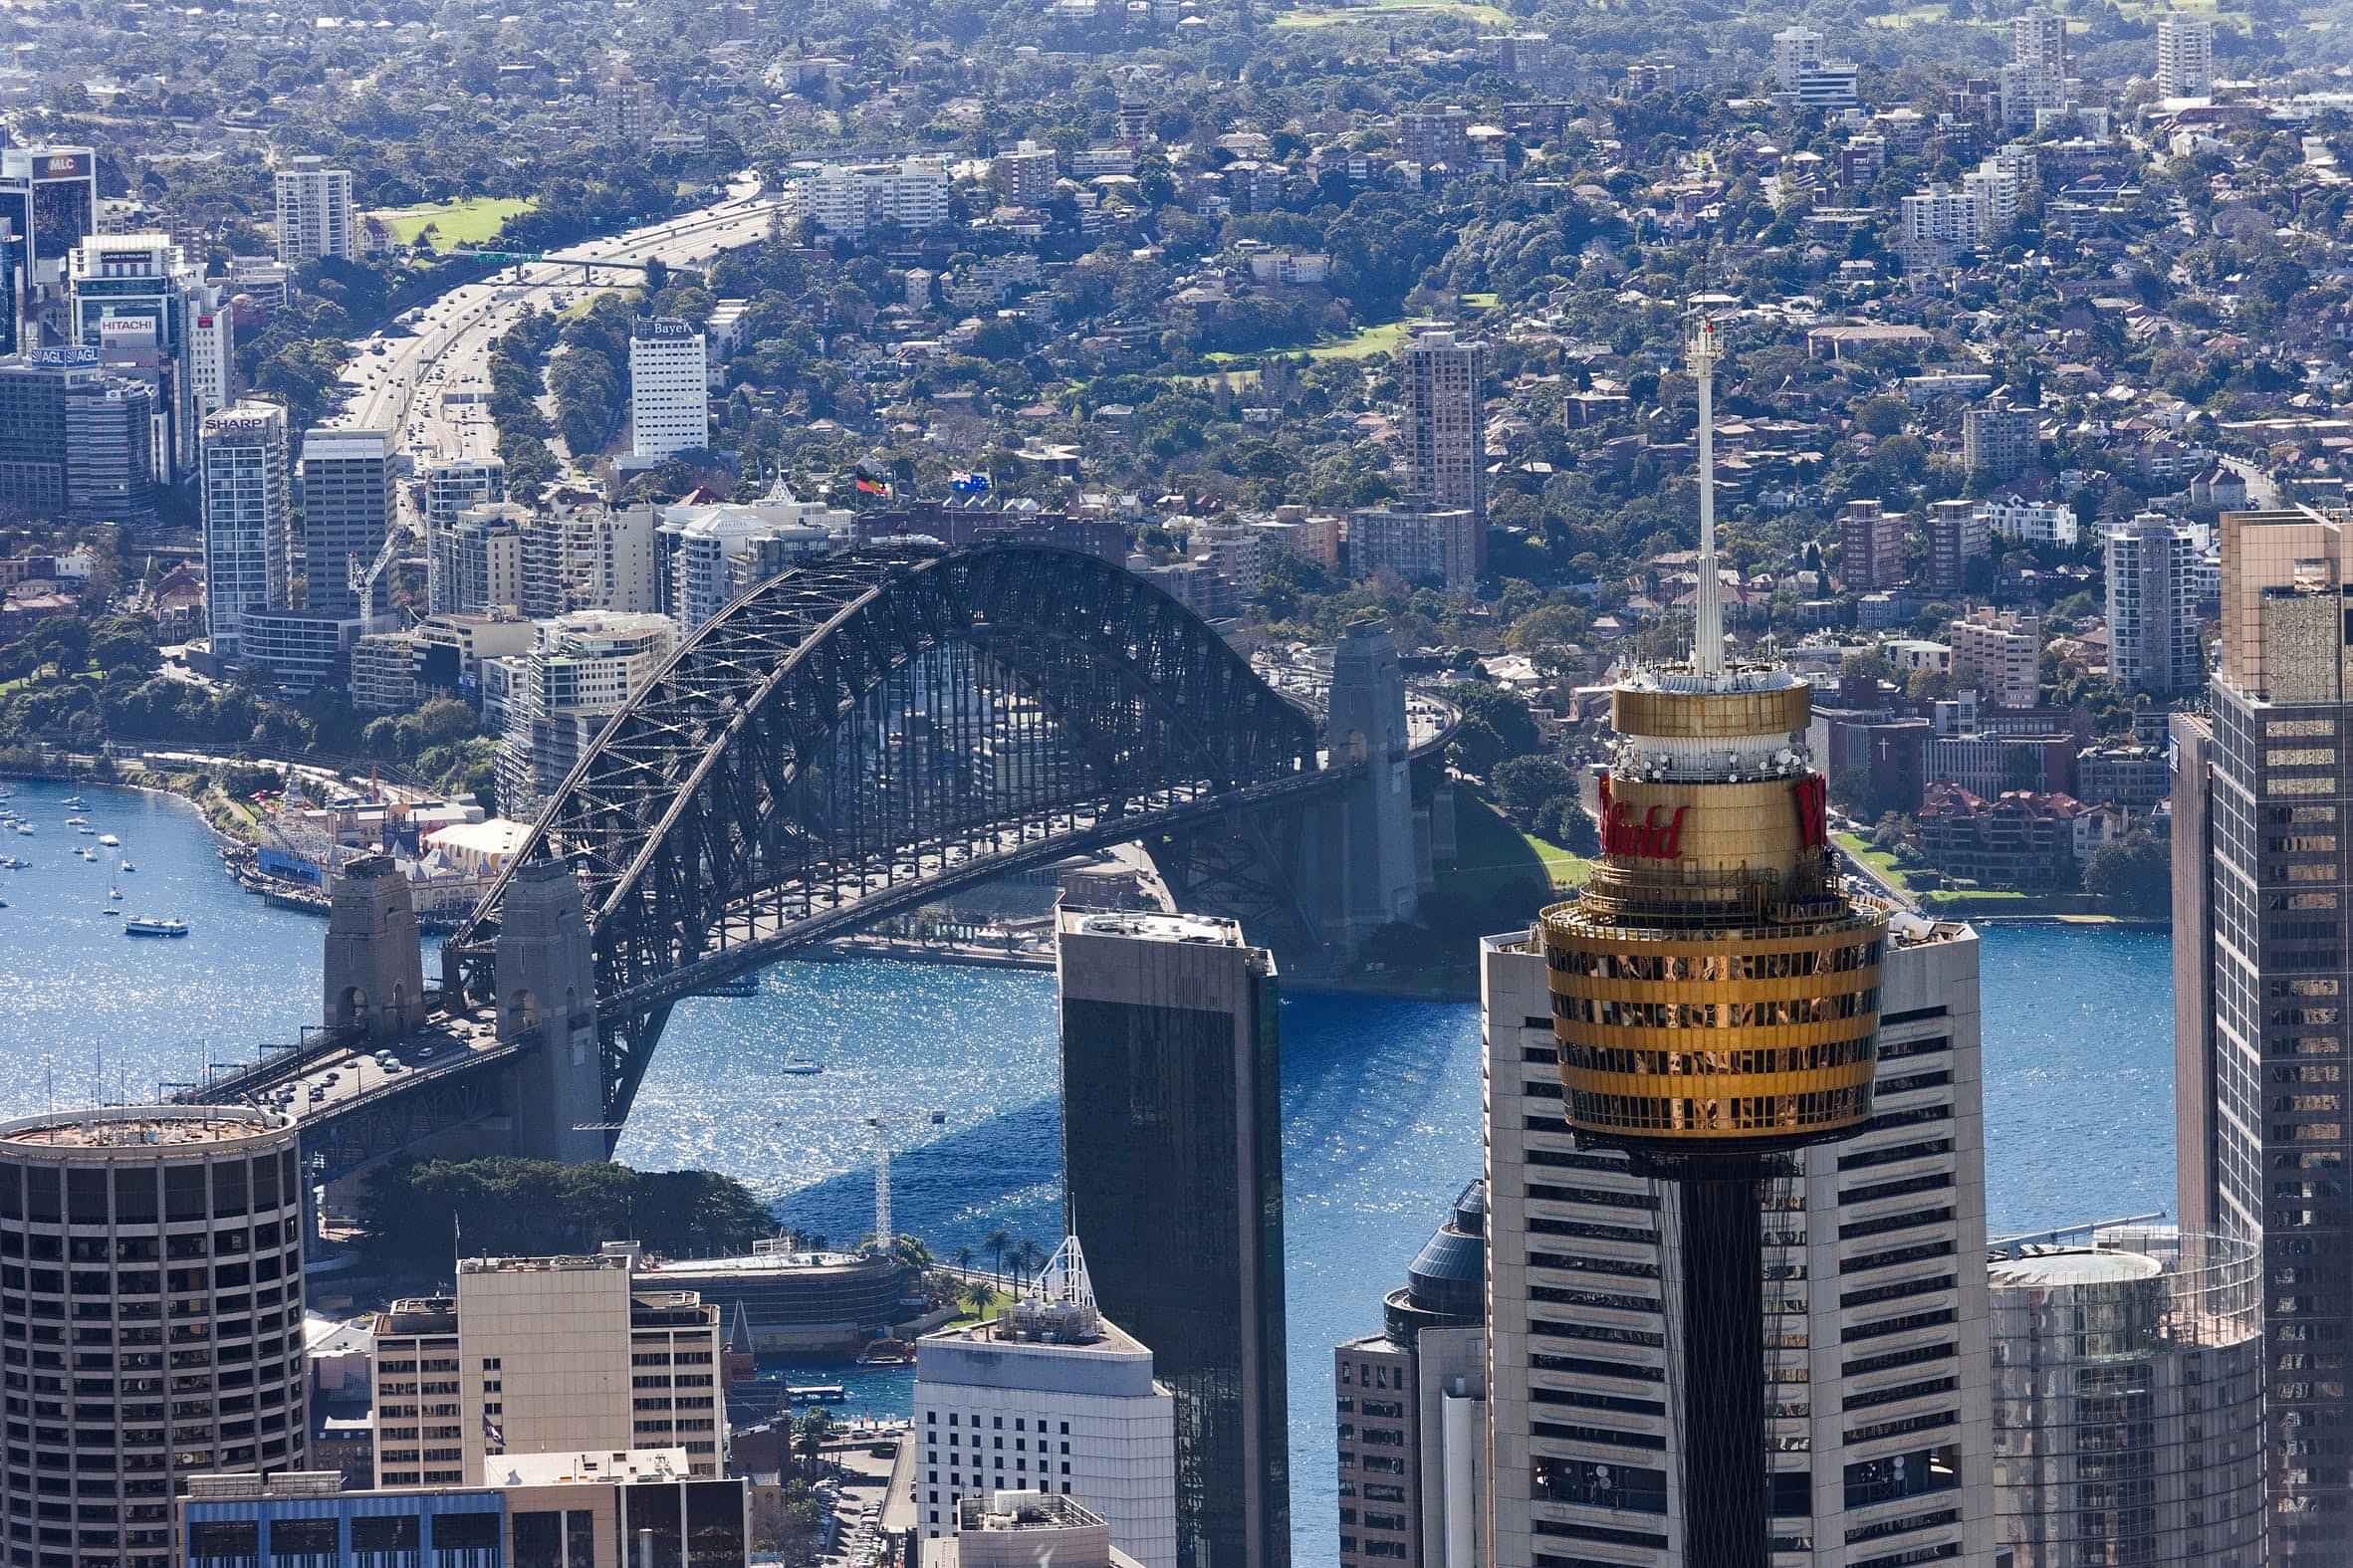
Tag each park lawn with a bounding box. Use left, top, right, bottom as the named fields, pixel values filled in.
left=1447, top=788, right=1593, bottom=897
left=1460, top=292, right=1500, bottom=309
left=1205, top=320, right=1412, bottom=365
left=1272, top=0, right=1514, bottom=26
left=1832, top=829, right=1920, bottom=895
left=1864, top=3, right=1949, bottom=25
left=1523, top=827, right=1593, bottom=888
left=373, top=196, right=538, bottom=251
left=940, top=1285, right=1012, bottom=1328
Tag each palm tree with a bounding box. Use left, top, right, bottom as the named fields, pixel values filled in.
left=952, top=1244, right=975, bottom=1276
left=795, top=1407, right=831, bottom=1473
left=1016, top=1237, right=1047, bottom=1289
left=962, top=1278, right=994, bottom=1320
left=984, top=1227, right=1012, bottom=1287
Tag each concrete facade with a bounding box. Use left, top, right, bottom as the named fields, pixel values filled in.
left=322, top=853, right=426, bottom=1042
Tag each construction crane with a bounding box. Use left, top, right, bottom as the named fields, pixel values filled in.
left=347, top=529, right=403, bottom=614
left=864, top=1107, right=948, bottom=1253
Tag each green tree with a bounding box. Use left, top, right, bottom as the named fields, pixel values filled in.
left=2084, top=832, right=2170, bottom=918
left=1492, top=756, right=1576, bottom=824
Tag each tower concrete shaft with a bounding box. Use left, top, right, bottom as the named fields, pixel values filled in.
left=1314, top=615, right=1419, bottom=955
left=493, top=855, right=606, bottom=1163
left=323, top=852, right=426, bottom=1041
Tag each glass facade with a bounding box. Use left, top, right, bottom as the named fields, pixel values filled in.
left=1061, top=983, right=1290, bottom=1568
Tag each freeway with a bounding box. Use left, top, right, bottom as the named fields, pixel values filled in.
left=331, top=173, right=788, bottom=468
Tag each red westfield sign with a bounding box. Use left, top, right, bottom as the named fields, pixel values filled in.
left=1596, top=773, right=1688, bottom=860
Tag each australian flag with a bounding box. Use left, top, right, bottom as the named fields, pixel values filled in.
left=950, top=471, right=991, bottom=494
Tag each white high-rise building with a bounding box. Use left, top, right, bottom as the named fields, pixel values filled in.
left=2156, top=11, right=2215, bottom=97
left=273, top=156, right=355, bottom=265
left=628, top=316, right=708, bottom=461
left=2104, top=514, right=2204, bottom=696
left=421, top=457, right=507, bottom=612
left=2003, top=12, right=2069, bottom=127
left=657, top=491, right=850, bottom=631
left=914, top=1239, right=1178, bottom=1568
left=520, top=503, right=665, bottom=619
left=1770, top=25, right=1822, bottom=92
left=185, top=282, right=235, bottom=424
left=200, top=401, right=291, bottom=660
left=1898, top=184, right=1980, bottom=271
left=1481, top=917, right=1995, bottom=1566
left=438, top=502, right=526, bottom=616
left=804, top=156, right=954, bottom=239
left=492, top=611, right=678, bottom=814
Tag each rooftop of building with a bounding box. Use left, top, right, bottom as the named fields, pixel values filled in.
left=1989, top=1247, right=2163, bottom=1289
left=0, top=1106, right=290, bottom=1152
left=1055, top=906, right=1247, bottom=947
left=489, top=1449, right=695, bottom=1486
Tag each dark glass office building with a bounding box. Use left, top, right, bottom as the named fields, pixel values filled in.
left=1057, top=908, right=1290, bottom=1568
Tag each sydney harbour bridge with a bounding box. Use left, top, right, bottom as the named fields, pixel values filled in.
left=188, top=543, right=1459, bottom=1185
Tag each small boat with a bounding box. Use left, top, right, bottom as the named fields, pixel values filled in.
left=782, top=1061, right=824, bottom=1075
left=123, top=917, right=189, bottom=938
left=63, top=816, right=87, bottom=826
left=98, top=834, right=118, bottom=847
left=119, top=860, right=135, bottom=872
left=76, top=826, right=94, bottom=836
left=15, top=825, right=32, bottom=835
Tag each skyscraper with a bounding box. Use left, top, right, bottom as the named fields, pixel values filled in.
left=2173, top=505, right=2353, bottom=1561
left=1057, top=908, right=1290, bottom=1568
left=2104, top=514, right=2204, bottom=696
left=297, top=427, right=395, bottom=616
left=0, top=1107, right=310, bottom=1568
left=1769, top=25, right=1823, bottom=92
left=273, top=158, right=355, bottom=265
left=628, top=317, right=708, bottom=461
left=0, top=146, right=98, bottom=290
left=1403, top=330, right=1488, bottom=544
left=2156, top=11, right=2215, bottom=97
left=201, top=403, right=292, bottom=660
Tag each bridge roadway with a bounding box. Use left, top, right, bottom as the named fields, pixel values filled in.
left=192, top=690, right=1456, bottom=1164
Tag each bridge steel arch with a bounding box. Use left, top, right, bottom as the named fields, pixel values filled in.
left=446, top=544, right=1326, bottom=1128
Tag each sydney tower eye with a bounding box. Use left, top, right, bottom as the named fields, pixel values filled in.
left=1537, top=318, right=1889, bottom=1568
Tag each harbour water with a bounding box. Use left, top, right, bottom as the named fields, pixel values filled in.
left=0, top=778, right=2178, bottom=1564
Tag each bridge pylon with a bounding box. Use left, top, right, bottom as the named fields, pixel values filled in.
left=494, top=855, right=606, bottom=1163
left=1308, top=614, right=1421, bottom=954
left=323, top=853, right=427, bottom=1042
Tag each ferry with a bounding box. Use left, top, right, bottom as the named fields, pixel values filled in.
left=784, top=1385, right=848, bottom=1403
left=782, top=1061, right=824, bottom=1075
left=123, top=917, right=189, bottom=938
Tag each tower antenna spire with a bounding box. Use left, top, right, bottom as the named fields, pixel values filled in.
left=1688, top=313, right=1724, bottom=678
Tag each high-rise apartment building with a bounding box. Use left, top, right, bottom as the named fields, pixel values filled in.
left=1946, top=607, right=2041, bottom=710
left=1963, top=402, right=2039, bottom=482
left=519, top=504, right=664, bottom=619
left=1345, top=504, right=1481, bottom=591
left=2104, top=515, right=2204, bottom=696
left=627, top=318, right=708, bottom=462
left=991, top=141, right=1060, bottom=208
left=273, top=158, right=354, bottom=266
left=437, top=503, right=526, bottom=617
left=0, top=1107, right=310, bottom=1568
left=1898, top=184, right=1981, bottom=272
left=2173, top=505, right=2353, bottom=1562
left=1988, top=1226, right=2263, bottom=1565
left=1057, top=909, right=1290, bottom=1568
left=367, top=1250, right=723, bottom=1489
left=1838, top=499, right=1907, bottom=591
left=656, top=495, right=846, bottom=631
left=297, top=428, right=395, bottom=617
left=1770, top=25, right=1823, bottom=92
left=490, top=611, right=678, bottom=815
left=803, top=157, right=953, bottom=239
left=1923, top=499, right=1990, bottom=594
left=2004, top=11, right=2068, bottom=125
left=421, top=458, right=507, bottom=613
left=201, top=403, right=292, bottom=660
left=1482, top=913, right=1995, bottom=1567
left=914, top=1239, right=1177, bottom=1568
left=1398, top=110, right=1474, bottom=171
left=2156, top=11, right=2215, bottom=97
left=1331, top=1182, right=1486, bottom=1568
left=1404, top=331, right=1487, bottom=546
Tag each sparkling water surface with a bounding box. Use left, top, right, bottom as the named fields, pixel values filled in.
left=0, top=777, right=2178, bottom=1565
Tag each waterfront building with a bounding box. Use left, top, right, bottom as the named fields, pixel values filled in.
left=177, top=1453, right=746, bottom=1568
left=1056, top=908, right=1290, bottom=1568
left=1331, top=1183, right=1486, bottom=1568
left=367, top=1250, right=723, bottom=1489
left=633, top=1243, right=914, bottom=1351
left=297, top=428, right=395, bottom=617
left=1988, top=1226, right=2263, bottom=1565
left=2156, top=11, right=2214, bottom=98
left=0, top=1107, right=310, bottom=1568
left=935, top=1492, right=1147, bottom=1568
left=491, top=611, right=678, bottom=817
left=2104, top=515, right=2204, bottom=696
left=913, top=1238, right=1177, bottom=1568
left=1404, top=331, right=1488, bottom=534
left=627, top=319, right=707, bottom=462
left=1946, top=608, right=2041, bottom=710
left=200, top=403, right=292, bottom=660
left=351, top=629, right=425, bottom=714
left=273, top=158, right=354, bottom=266
left=2172, top=504, right=2353, bottom=1559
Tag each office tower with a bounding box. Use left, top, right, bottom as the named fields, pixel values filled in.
left=914, top=1238, right=1178, bottom=1568
left=201, top=403, right=292, bottom=660
left=180, top=1455, right=749, bottom=1568
left=1947, top=608, right=2041, bottom=709
left=2174, top=505, right=2353, bottom=1561
left=627, top=318, right=708, bottom=461
left=1988, top=1226, right=2263, bottom=1565
left=1331, top=1182, right=1486, bottom=1568
left=2104, top=515, right=2204, bottom=696
left=1483, top=913, right=1994, bottom=1567
left=1770, top=25, right=1822, bottom=92
left=1962, top=402, right=2038, bottom=482
left=185, top=283, right=235, bottom=426
left=1057, top=908, right=1289, bottom=1568
left=273, top=157, right=354, bottom=265
left=491, top=611, right=679, bottom=815
left=297, top=428, right=394, bottom=616
left=368, top=1250, right=724, bottom=1489
left=0, top=146, right=98, bottom=290
left=0, top=1107, right=310, bottom=1568
left=68, top=232, right=207, bottom=480
left=2157, top=11, right=2215, bottom=97
left=63, top=373, right=158, bottom=526
left=0, top=226, right=20, bottom=356
left=1497, top=320, right=1990, bottom=1567
left=1837, top=499, right=1906, bottom=591
left=1404, top=331, right=1488, bottom=541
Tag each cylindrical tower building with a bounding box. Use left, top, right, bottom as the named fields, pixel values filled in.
left=0, top=1108, right=308, bottom=1568
left=1989, top=1228, right=2264, bottom=1566
left=1536, top=318, right=1887, bottom=1567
